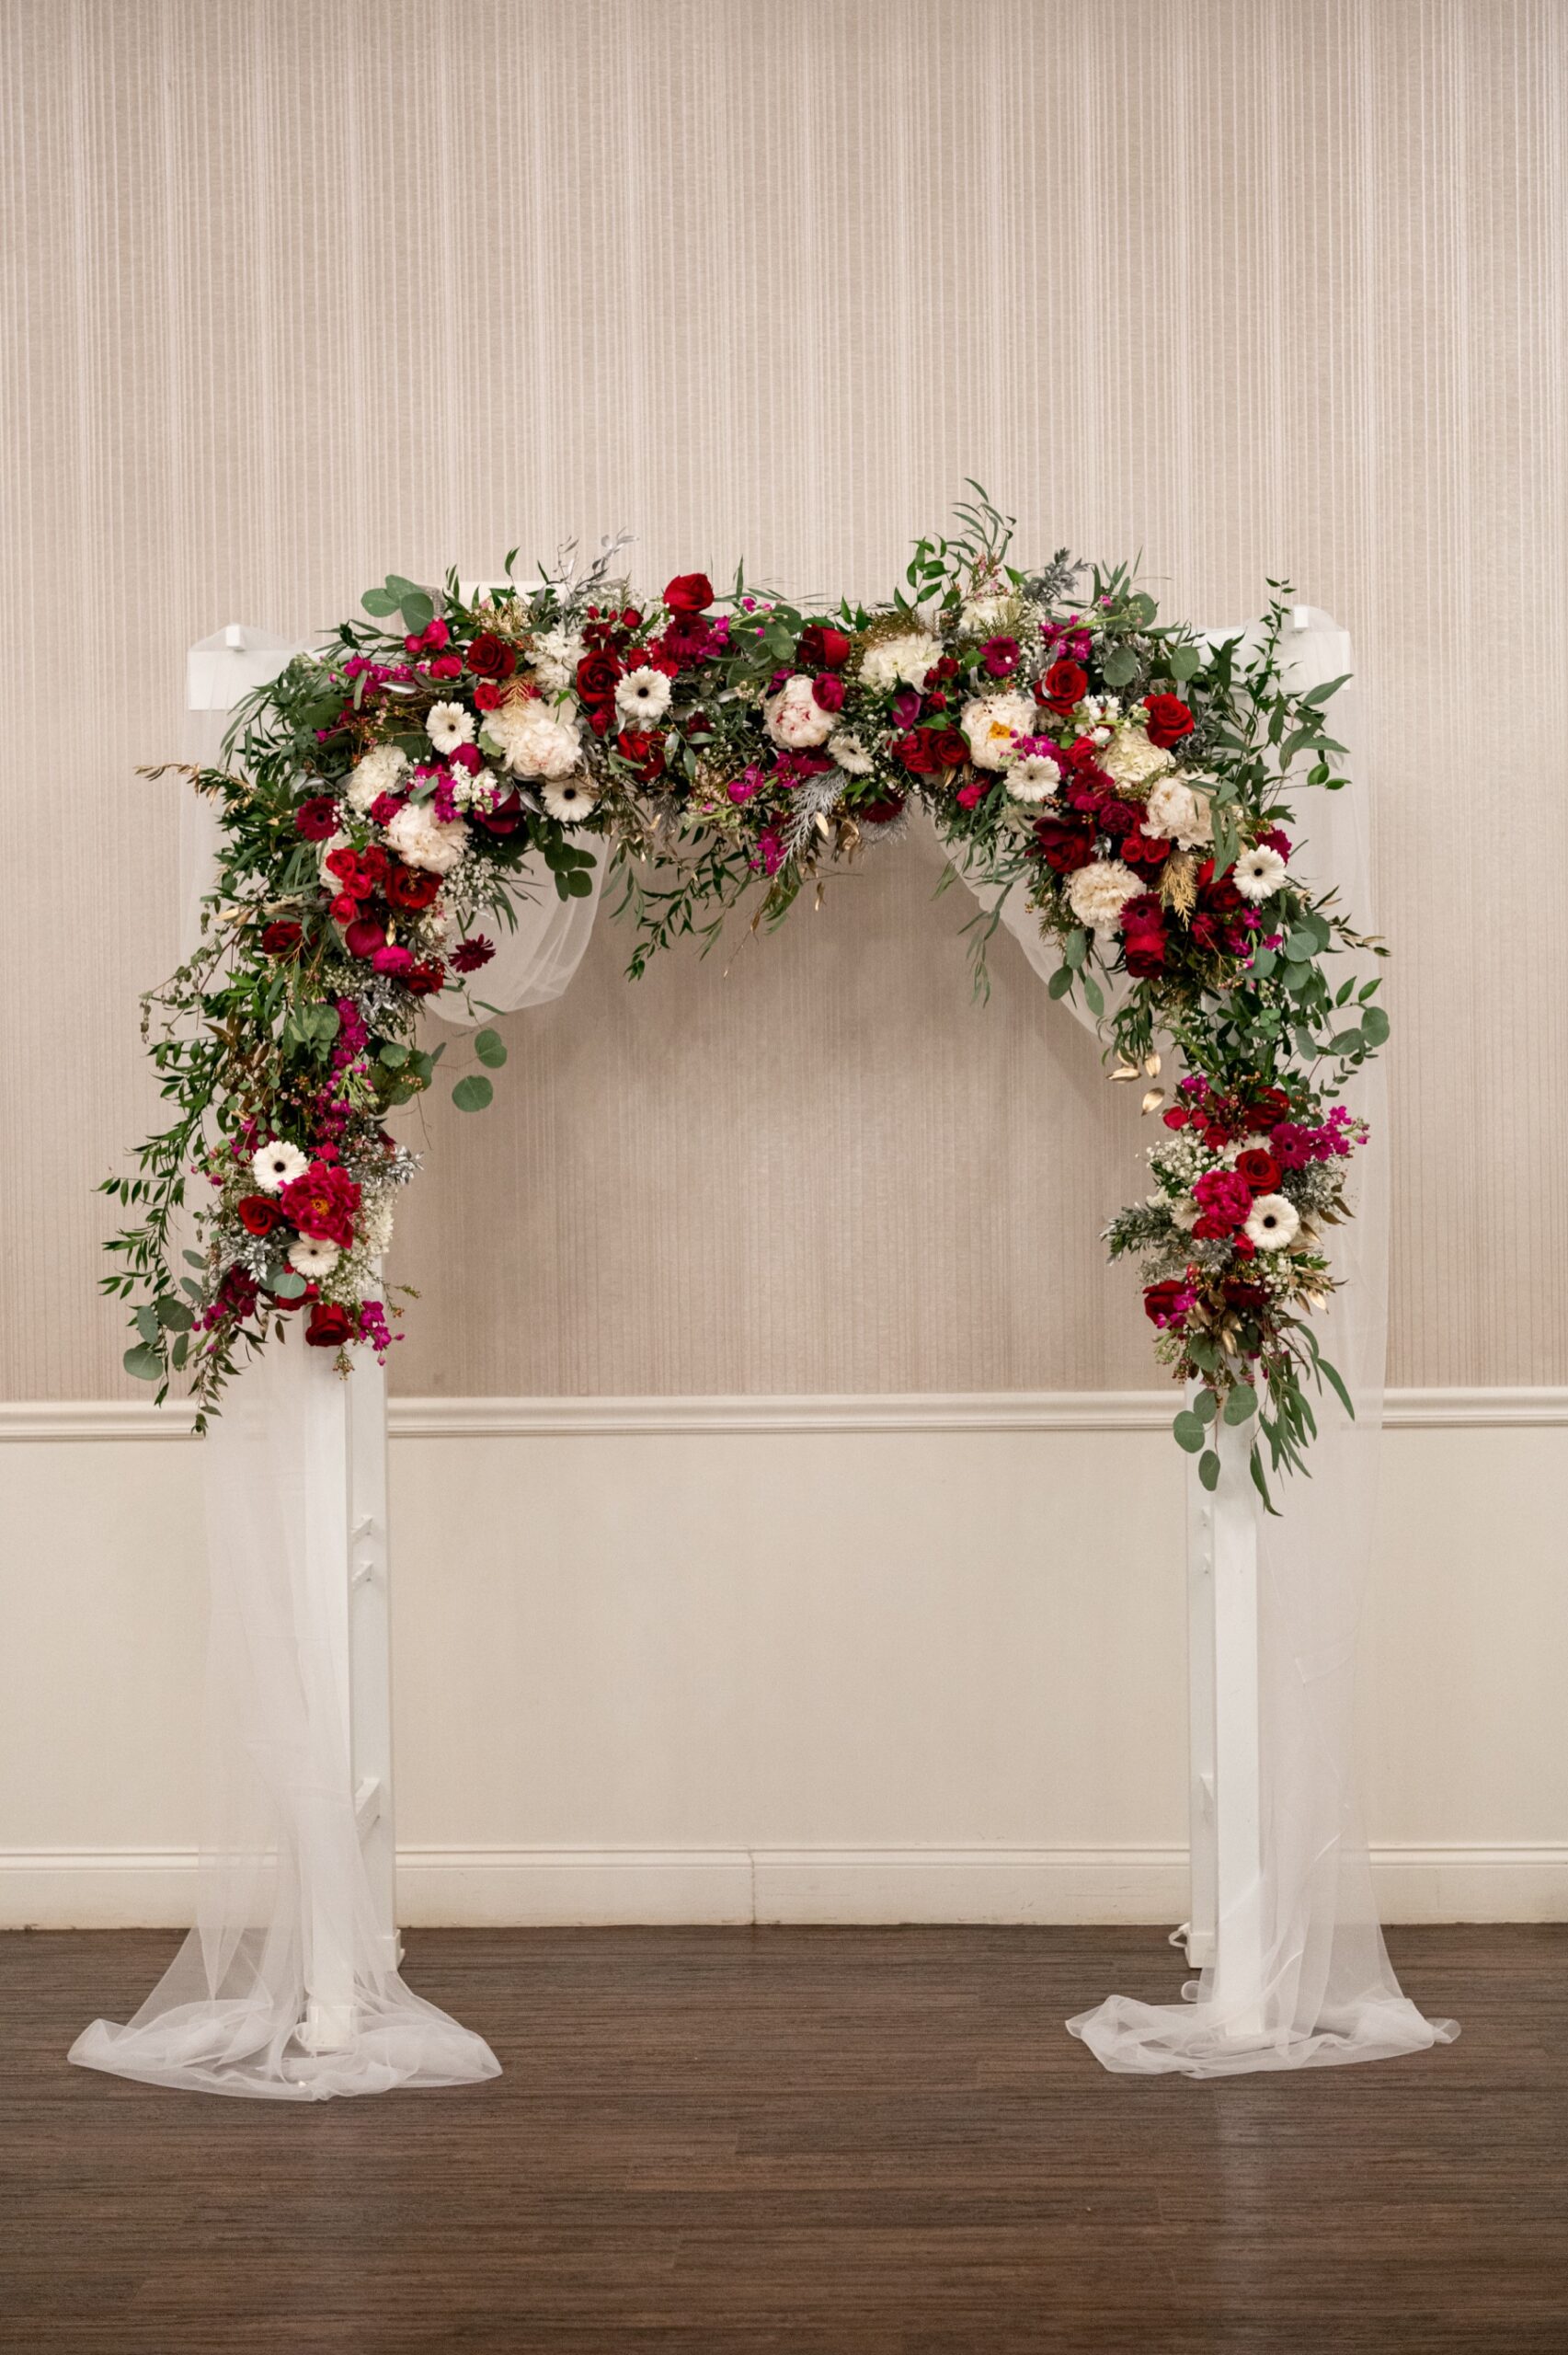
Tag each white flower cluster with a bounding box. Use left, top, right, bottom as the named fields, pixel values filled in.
left=532, top=625, right=584, bottom=695
left=346, top=742, right=409, bottom=814
left=764, top=675, right=835, bottom=750
left=486, top=697, right=582, bottom=781
left=960, top=689, right=1036, bottom=771
left=385, top=801, right=467, bottom=874
left=858, top=630, right=936, bottom=693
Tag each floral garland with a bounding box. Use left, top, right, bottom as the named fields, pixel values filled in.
left=106, top=492, right=1385, bottom=1501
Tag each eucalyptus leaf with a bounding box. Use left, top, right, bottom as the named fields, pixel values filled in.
left=123, top=1343, right=165, bottom=1383
left=1224, top=1382, right=1258, bottom=1426
left=474, top=1028, right=508, bottom=1069
left=1047, top=966, right=1073, bottom=1000
left=271, top=1271, right=308, bottom=1301
left=452, top=1074, right=495, bottom=1112
left=1197, top=1450, right=1220, bottom=1492
left=1100, top=646, right=1138, bottom=689
left=1173, top=1410, right=1207, bottom=1453
left=1360, top=1005, right=1390, bottom=1047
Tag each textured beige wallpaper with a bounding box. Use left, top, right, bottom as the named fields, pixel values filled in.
left=3, top=0, right=1564, bottom=1399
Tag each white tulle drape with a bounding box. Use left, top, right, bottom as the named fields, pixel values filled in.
left=71, top=1339, right=501, bottom=2098
left=1046, top=613, right=1453, bottom=2074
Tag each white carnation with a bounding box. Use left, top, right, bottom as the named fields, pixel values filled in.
left=541, top=778, right=599, bottom=824
left=1100, top=723, right=1172, bottom=792
left=1233, top=844, right=1288, bottom=902
left=251, top=1140, right=308, bottom=1195
left=288, top=1235, right=340, bottom=1279
left=615, top=666, right=673, bottom=725
left=345, top=743, right=409, bottom=814
left=1144, top=771, right=1214, bottom=849
left=858, top=631, right=936, bottom=694
left=425, top=701, right=475, bottom=755
left=486, top=697, right=583, bottom=781
left=532, top=626, right=584, bottom=694
left=829, top=731, right=874, bottom=775
left=764, top=674, right=835, bottom=750
left=383, top=800, right=468, bottom=875
left=1244, top=1193, right=1300, bottom=1250
left=961, top=689, right=1036, bottom=771
left=1066, top=857, right=1141, bottom=935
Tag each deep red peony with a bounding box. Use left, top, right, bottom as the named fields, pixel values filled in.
left=1143, top=693, right=1194, bottom=750
left=663, top=572, right=714, bottom=615
left=385, top=863, right=441, bottom=912
left=465, top=633, right=516, bottom=682
left=306, top=1302, right=356, bottom=1349
left=236, top=1194, right=284, bottom=1236
left=1041, top=659, right=1089, bottom=716
left=859, top=795, right=906, bottom=827
left=260, top=921, right=302, bottom=958
left=294, top=797, right=338, bottom=840
left=280, top=1161, right=361, bottom=1247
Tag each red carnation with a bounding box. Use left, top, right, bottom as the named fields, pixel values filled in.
left=385, top=863, right=441, bottom=912
left=236, top=1194, right=284, bottom=1236
left=797, top=623, right=851, bottom=672
left=811, top=672, right=846, bottom=713
left=663, top=572, right=714, bottom=615
left=294, top=797, right=338, bottom=840
left=1144, top=693, right=1195, bottom=750
left=981, top=635, right=1020, bottom=678
left=306, top=1302, right=356, bottom=1349
left=260, top=921, right=302, bottom=958
left=1143, top=1278, right=1189, bottom=1327
left=451, top=935, right=495, bottom=973
left=1235, top=1147, right=1283, bottom=1193
left=1041, top=660, right=1089, bottom=716
left=465, top=632, right=516, bottom=682
left=617, top=727, right=667, bottom=783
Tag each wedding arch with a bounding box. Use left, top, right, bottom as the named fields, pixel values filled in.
left=76, top=493, right=1455, bottom=2096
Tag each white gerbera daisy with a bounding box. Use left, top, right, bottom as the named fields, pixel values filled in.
left=1234, top=844, right=1288, bottom=902
left=345, top=742, right=409, bottom=814
left=541, top=778, right=599, bottom=824
left=288, top=1235, right=340, bottom=1279
left=615, top=666, right=673, bottom=724
left=828, top=730, right=874, bottom=775
left=1066, top=857, right=1141, bottom=935
left=1244, top=1193, right=1300, bottom=1250
left=1006, top=752, right=1058, bottom=804
left=425, top=701, right=475, bottom=755
left=251, top=1140, right=308, bottom=1195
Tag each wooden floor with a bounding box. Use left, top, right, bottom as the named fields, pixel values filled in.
left=2, top=1925, right=1563, bottom=2353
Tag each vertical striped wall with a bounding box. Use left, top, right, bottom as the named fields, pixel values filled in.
left=2, top=0, right=1563, bottom=1397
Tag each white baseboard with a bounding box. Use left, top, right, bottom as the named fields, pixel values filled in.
left=3, top=1386, right=1565, bottom=1442
left=5, top=1842, right=1564, bottom=1932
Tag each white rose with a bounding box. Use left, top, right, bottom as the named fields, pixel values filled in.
left=1100, top=723, right=1173, bottom=792
left=1145, top=771, right=1214, bottom=849
left=383, top=800, right=468, bottom=875
left=486, top=698, right=583, bottom=780
left=960, top=689, right=1036, bottom=771
left=858, top=631, right=935, bottom=693
left=764, top=674, right=835, bottom=750
left=345, top=743, right=409, bottom=814
left=1066, top=857, right=1141, bottom=935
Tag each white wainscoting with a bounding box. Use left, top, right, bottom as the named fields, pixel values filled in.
left=3, top=1391, right=1565, bottom=1930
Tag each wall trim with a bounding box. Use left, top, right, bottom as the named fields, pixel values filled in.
left=3, top=1386, right=1566, bottom=1443
left=4, top=1842, right=1564, bottom=1931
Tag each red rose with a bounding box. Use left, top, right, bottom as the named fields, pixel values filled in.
left=1251, top=1086, right=1292, bottom=1125
left=663, top=572, right=714, bottom=615
left=894, top=729, right=940, bottom=775
left=294, top=797, right=338, bottom=840
left=1235, top=1147, right=1283, bottom=1193
left=306, top=1302, right=356, bottom=1349
left=236, top=1194, right=283, bottom=1236
left=811, top=672, right=846, bottom=713
left=465, top=633, right=516, bottom=682
left=473, top=680, right=503, bottom=711
left=1122, top=828, right=1173, bottom=868
left=576, top=650, right=622, bottom=704
left=1143, top=1279, right=1189, bottom=1327
left=385, top=863, right=441, bottom=912
left=1034, top=819, right=1095, bottom=874
left=933, top=729, right=969, bottom=767
left=1041, top=660, right=1088, bottom=716
left=797, top=624, right=852, bottom=671
left=469, top=787, right=523, bottom=835
left=260, top=921, right=302, bottom=958
left=369, top=792, right=405, bottom=826
left=404, top=960, right=446, bottom=995
left=344, top=915, right=386, bottom=959
left=616, top=727, right=667, bottom=783
left=1144, top=693, right=1195, bottom=750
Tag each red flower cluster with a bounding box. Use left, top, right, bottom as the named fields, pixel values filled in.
left=279, top=1160, right=361, bottom=1247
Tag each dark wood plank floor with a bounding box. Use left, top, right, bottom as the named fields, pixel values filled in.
left=1, top=1926, right=1562, bottom=2353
